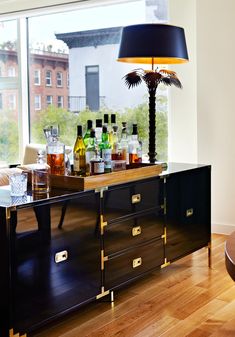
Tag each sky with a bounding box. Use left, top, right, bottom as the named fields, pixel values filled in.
left=0, top=1, right=146, bottom=51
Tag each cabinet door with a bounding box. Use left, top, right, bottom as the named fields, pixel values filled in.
left=166, top=166, right=211, bottom=261
left=11, top=192, right=101, bottom=334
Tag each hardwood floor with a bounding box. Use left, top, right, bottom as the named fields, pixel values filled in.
left=31, top=234, right=235, bottom=337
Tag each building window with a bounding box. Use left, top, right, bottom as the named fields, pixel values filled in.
left=8, top=94, right=16, bottom=110
left=67, top=72, right=69, bottom=88
left=34, top=70, right=41, bottom=85
left=45, top=70, right=52, bottom=86
left=85, top=65, right=99, bottom=111
left=57, top=96, right=63, bottom=108
left=35, top=95, right=41, bottom=110
left=8, top=67, right=16, bottom=77
left=0, top=93, right=2, bottom=109
left=56, top=72, right=63, bottom=87
left=46, top=95, right=53, bottom=106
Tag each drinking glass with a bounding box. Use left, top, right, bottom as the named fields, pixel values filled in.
left=9, top=172, right=28, bottom=196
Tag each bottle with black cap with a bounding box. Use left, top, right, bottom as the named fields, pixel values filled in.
left=95, top=118, right=103, bottom=144
left=128, top=124, right=142, bottom=164
left=73, top=125, right=86, bottom=176
left=83, top=119, right=93, bottom=147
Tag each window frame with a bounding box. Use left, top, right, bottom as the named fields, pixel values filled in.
left=56, top=71, right=63, bottom=87
left=34, top=69, right=41, bottom=85
left=45, top=70, right=52, bottom=86
left=57, top=95, right=64, bottom=108
left=34, top=94, right=41, bottom=110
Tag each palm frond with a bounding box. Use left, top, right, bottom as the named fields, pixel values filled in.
left=123, top=71, right=143, bottom=89
left=159, top=69, right=177, bottom=76
left=160, top=76, right=182, bottom=88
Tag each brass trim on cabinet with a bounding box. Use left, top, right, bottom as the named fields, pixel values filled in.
left=95, top=186, right=108, bottom=198
left=161, top=227, right=167, bottom=244
left=9, top=328, right=27, bottom=337
left=96, top=288, right=110, bottom=300
left=100, top=215, right=107, bottom=235
left=101, top=250, right=108, bottom=270
left=132, top=226, right=141, bottom=236
left=161, top=258, right=170, bottom=269
left=132, top=257, right=142, bottom=268
left=131, top=193, right=141, bottom=204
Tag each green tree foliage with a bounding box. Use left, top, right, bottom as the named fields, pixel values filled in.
left=0, top=110, right=19, bottom=163
left=31, top=96, right=168, bottom=162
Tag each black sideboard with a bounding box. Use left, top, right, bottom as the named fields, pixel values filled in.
left=0, top=162, right=211, bottom=337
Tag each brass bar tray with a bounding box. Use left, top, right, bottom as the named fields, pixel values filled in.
left=50, top=163, right=163, bottom=191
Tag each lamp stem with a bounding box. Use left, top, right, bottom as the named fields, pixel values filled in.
left=148, top=90, right=157, bottom=163
left=151, top=57, right=154, bottom=71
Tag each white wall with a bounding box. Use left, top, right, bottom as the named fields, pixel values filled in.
left=170, top=0, right=235, bottom=234
left=168, top=0, right=197, bottom=164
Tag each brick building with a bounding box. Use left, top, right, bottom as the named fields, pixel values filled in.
left=0, top=48, right=69, bottom=119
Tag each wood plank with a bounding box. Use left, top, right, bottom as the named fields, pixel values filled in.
left=50, top=163, right=163, bottom=191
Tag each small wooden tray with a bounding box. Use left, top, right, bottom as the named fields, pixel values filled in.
left=50, top=163, right=163, bottom=191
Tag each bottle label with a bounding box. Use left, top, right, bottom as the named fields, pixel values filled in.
left=93, top=161, right=104, bottom=174
left=73, top=153, right=80, bottom=171
left=86, top=151, right=95, bottom=164
left=102, top=149, right=112, bottom=169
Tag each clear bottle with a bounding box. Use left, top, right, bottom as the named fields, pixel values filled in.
left=73, top=125, right=86, bottom=176
left=109, top=113, right=116, bottom=147
left=111, top=125, right=122, bottom=160
left=95, top=119, right=103, bottom=144
left=46, top=125, right=65, bottom=175
left=120, top=122, right=129, bottom=164
left=83, top=120, right=93, bottom=147
left=99, top=125, right=112, bottom=173
left=128, top=124, right=142, bottom=164
left=85, top=129, right=97, bottom=174
left=32, top=150, right=50, bottom=194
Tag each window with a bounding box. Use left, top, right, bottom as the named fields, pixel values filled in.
left=0, top=19, right=20, bottom=164
left=34, top=70, right=41, bottom=85
left=46, top=95, right=53, bottom=106
left=85, top=65, right=99, bottom=111
left=56, top=72, right=63, bottom=87
left=67, top=72, right=69, bottom=88
left=57, top=96, right=63, bottom=108
left=34, top=95, right=41, bottom=110
left=8, top=94, right=16, bottom=110
left=45, top=70, right=52, bottom=86
left=8, top=66, right=16, bottom=77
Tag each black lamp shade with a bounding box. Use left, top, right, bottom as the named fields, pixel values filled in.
left=117, top=24, right=189, bottom=64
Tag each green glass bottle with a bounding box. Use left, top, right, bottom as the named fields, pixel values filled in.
left=83, top=120, right=93, bottom=147
left=73, top=125, right=86, bottom=176
left=99, top=125, right=112, bottom=173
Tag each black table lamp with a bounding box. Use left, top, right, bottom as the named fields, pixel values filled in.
left=117, top=23, right=189, bottom=163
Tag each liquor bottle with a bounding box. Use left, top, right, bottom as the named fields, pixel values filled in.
left=90, top=150, right=104, bottom=175
left=128, top=124, right=142, bottom=164
left=46, top=125, right=65, bottom=175
left=120, top=122, right=129, bottom=164
left=32, top=150, right=50, bottom=194
left=109, top=113, right=116, bottom=147
left=85, top=129, right=97, bottom=174
left=99, top=125, right=112, bottom=173
left=111, top=125, right=122, bottom=160
left=83, top=120, right=93, bottom=147
left=95, top=119, right=103, bottom=144
left=73, top=125, right=86, bottom=176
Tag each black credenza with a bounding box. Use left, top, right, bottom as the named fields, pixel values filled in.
left=0, top=163, right=211, bottom=337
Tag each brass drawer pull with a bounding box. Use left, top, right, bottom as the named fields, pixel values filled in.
left=132, top=193, right=141, bottom=204
left=132, top=257, right=142, bottom=268
left=55, top=250, right=68, bottom=263
left=132, top=226, right=142, bottom=236
left=186, top=208, right=194, bottom=217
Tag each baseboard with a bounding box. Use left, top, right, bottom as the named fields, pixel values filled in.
left=212, top=223, right=235, bottom=235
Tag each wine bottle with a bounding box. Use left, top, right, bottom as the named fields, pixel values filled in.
left=73, top=125, right=86, bottom=176
left=120, top=122, right=129, bottom=164
left=85, top=129, right=97, bottom=174
left=83, top=120, right=93, bottom=147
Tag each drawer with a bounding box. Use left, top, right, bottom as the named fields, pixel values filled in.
left=103, top=177, right=163, bottom=221
left=104, top=210, right=164, bottom=256
left=104, top=238, right=164, bottom=290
